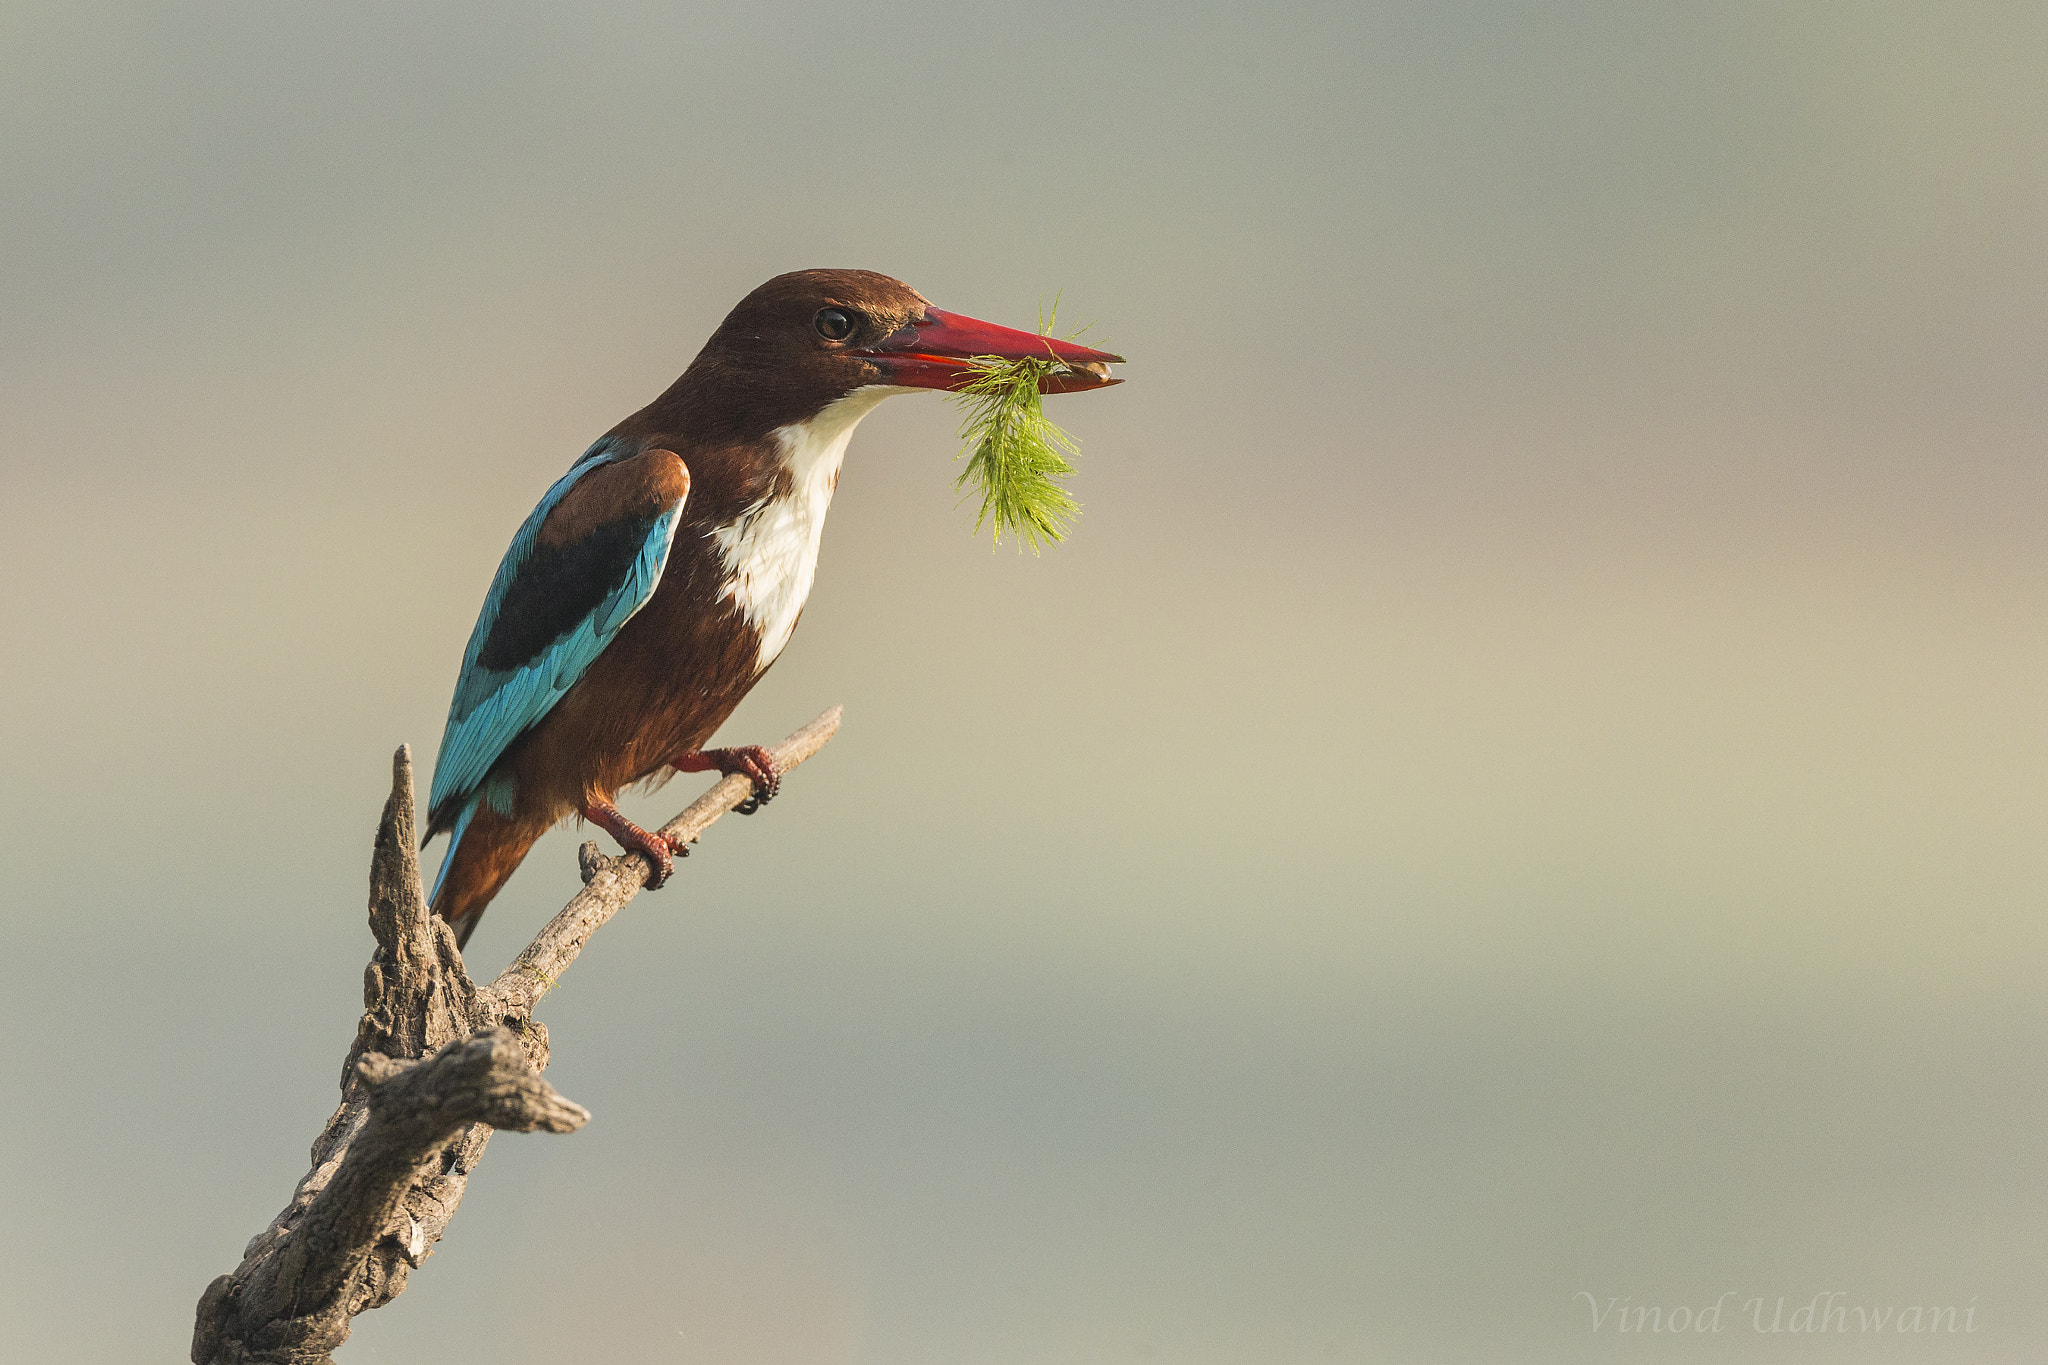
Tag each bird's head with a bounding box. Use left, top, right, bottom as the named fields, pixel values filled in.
left=674, top=268, right=1123, bottom=438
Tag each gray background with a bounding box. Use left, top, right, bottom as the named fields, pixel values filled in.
left=4, top=2, right=2043, bottom=1360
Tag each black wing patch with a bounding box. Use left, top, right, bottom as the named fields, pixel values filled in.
left=474, top=511, right=665, bottom=673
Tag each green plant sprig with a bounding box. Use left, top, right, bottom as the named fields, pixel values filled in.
left=950, top=353, right=1081, bottom=553
left=950, top=297, right=1104, bottom=553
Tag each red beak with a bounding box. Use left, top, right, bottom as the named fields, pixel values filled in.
left=856, top=307, right=1125, bottom=394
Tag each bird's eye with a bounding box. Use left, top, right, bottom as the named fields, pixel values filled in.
left=815, top=308, right=855, bottom=341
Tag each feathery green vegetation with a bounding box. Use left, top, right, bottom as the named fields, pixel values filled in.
left=949, top=301, right=1099, bottom=552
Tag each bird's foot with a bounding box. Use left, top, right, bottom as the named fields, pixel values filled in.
left=581, top=799, right=687, bottom=889
left=671, top=745, right=781, bottom=814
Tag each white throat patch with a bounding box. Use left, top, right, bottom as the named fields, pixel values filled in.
left=712, top=384, right=903, bottom=669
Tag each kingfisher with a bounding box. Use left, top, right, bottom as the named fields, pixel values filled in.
left=423, top=269, right=1123, bottom=947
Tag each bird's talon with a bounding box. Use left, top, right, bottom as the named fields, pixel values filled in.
left=673, top=744, right=780, bottom=813
left=735, top=745, right=781, bottom=805
left=581, top=800, right=684, bottom=890
left=640, top=842, right=677, bottom=889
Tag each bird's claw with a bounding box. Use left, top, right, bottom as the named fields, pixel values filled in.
left=676, top=745, right=780, bottom=814
left=581, top=801, right=688, bottom=890
left=731, top=745, right=781, bottom=813
left=628, top=829, right=678, bottom=889
left=640, top=862, right=669, bottom=889
left=711, top=745, right=779, bottom=813
left=628, top=832, right=697, bottom=889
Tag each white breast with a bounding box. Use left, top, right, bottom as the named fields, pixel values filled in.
left=712, top=384, right=901, bottom=670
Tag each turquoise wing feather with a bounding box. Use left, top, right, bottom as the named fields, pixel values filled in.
left=425, top=441, right=687, bottom=880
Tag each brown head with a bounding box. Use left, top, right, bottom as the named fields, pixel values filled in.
left=652, top=268, right=1123, bottom=443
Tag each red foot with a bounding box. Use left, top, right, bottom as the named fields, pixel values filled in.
left=671, top=745, right=781, bottom=814
left=582, top=799, right=687, bottom=888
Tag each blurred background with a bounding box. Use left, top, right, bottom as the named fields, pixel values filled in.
left=4, top=2, right=2044, bottom=1360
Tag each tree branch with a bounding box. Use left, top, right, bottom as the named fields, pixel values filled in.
left=192, top=706, right=843, bottom=1364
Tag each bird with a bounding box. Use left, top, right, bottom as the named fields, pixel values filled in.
left=423, top=268, right=1123, bottom=948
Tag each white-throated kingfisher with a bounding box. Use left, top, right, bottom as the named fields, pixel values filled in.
left=424, top=269, right=1123, bottom=947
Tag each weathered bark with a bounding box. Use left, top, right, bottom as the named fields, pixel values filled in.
left=193, top=707, right=843, bottom=1364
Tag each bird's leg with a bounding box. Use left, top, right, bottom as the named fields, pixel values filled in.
left=581, top=798, right=687, bottom=888
left=670, top=745, right=781, bottom=814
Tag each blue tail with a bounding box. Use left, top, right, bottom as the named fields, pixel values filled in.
left=429, top=795, right=481, bottom=907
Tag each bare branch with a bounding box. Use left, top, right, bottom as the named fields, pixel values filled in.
left=193, top=707, right=844, bottom=1364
